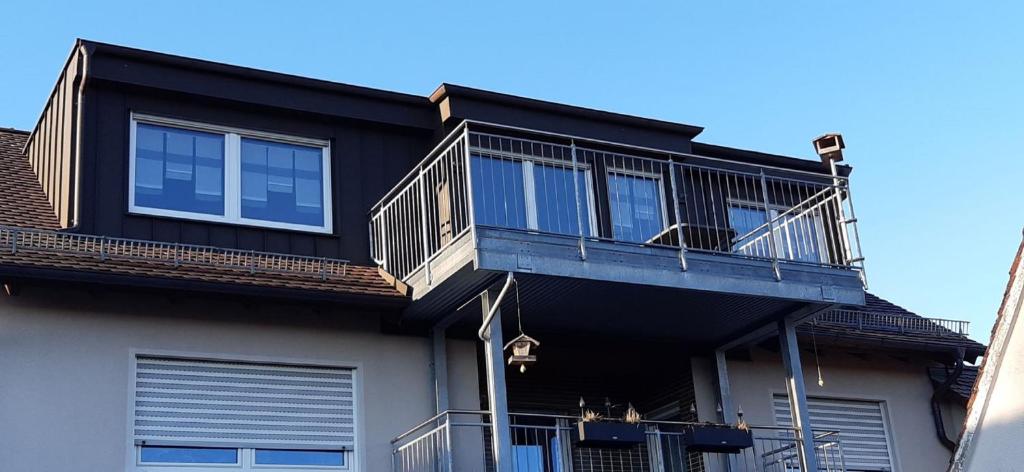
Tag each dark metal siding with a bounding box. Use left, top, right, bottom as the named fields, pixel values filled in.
left=76, top=81, right=432, bottom=263
left=24, top=51, right=79, bottom=228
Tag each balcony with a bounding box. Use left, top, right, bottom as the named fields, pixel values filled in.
left=369, top=121, right=866, bottom=340
left=391, top=410, right=847, bottom=472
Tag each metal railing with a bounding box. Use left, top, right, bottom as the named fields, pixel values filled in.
left=369, top=122, right=866, bottom=284
left=815, top=309, right=970, bottom=337
left=391, top=410, right=846, bottom=472
left=0, top=225, right=349, bottom=280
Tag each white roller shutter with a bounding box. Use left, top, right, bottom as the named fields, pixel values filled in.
left=133, top=356, right=355, bottom=451
left=774, top=395, right=894, bottom=471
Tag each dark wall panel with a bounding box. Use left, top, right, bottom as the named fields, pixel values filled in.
left=78, top=82, right=432, bottom=264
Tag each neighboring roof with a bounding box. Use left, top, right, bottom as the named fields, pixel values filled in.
left=803, top=293, right=987, bottom=362
left=950, top=232, right=1024, bottom=471
left=0, top=129, right=407, bottom=305
left=929, top=365, right=979, bottom=403
left=0, top=129, right=60, bottom=230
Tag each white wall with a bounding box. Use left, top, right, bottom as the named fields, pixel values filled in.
left=957, top=275, right=1024, bottom=471
left=693, top=347, right=955, bottom=472
left=0, top=286, right=479, bottom=472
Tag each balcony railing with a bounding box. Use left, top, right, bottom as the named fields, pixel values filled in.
left=391, top=410, right=846, bottom=472
left=815, top=309, right=970, bottom=337
left=370, top=122, right=866, bottom=284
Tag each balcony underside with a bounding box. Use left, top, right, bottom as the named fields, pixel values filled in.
left=400, top=227, right=865, bottom=346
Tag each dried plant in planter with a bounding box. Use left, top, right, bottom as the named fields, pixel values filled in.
left=623, top=404, right=642, bottom=425
left=581, top=409, right=604, bottom=423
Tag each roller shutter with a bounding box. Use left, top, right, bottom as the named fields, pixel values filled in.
left=133, top=356, right=355, bottom=451
left=774, top=395, right=894, bottom=471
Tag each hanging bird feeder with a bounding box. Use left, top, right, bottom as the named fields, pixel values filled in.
left=505, top=333, right=540, bottom=373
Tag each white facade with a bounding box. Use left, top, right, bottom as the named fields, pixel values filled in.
left=0, top=285, right=480, bottom=472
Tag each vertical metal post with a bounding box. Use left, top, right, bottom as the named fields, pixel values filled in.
left=462, top=127, right=478, bottom=252
left=714, top=350, right=738, bottom=472
left=646, top=424, right=666, bottom=472
left=417, top=169, right=432, bottom=285
left=668, top=158, right=688, bottom=271
left=779, top=316, right=819, bottom=472
left=570, top=140, right=586, bottom=260
left=481, top=288, right=513, bottom=472
left=758, top=170, right=782, bottom=280
left=432, top=327, right=449, bottom=414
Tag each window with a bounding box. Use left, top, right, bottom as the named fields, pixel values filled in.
left=471, top=155, right=596, bottom=237
left=607, top=171, right=666, bottom=243
left=773, top=395, right=895, bottom=472
left=133, top=356, right=355, bottom=471
left=728, top=201, right=827, bottom=264
left=130, top=114, right=332, bottom=233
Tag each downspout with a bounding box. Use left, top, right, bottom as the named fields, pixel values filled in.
left=931, top=348, right=966, bottom=451
left=478, top=272, right=515, bottom=341
left=65, top=42, right=91, bottom=232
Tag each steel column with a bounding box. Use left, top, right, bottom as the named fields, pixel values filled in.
left=432, top=327, right=449, bottom=414
left=481, top=288, right=513, bottom=472
left=714, top=350, right=738, bottom=472
left=779, top=316, right=819, bottom=472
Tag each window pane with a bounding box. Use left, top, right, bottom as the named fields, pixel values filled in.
left=255, top=449, right=345, bottom=466
left=134, top=123, right=224, bottom=215
left=608, top=173, right=664, bottom=243
left=471, top=155, right=526, bottom=229
left=532, top=164, right=591, bottom=237
left=241, top=138, right=326, bottom=227
left=140, top=446, right=237, bottom=464
left=729, top=203, right=771, bottom=256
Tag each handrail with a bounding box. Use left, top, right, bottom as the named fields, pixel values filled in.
left=816, top=309, right=971, bottom=336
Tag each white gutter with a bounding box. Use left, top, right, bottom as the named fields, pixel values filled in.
left=478, top=272, right=514, bottom=341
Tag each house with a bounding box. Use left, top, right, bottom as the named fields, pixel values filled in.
left=0, top=39, right=984, bottom=472
left=948, top=232, right=1024, bottom=471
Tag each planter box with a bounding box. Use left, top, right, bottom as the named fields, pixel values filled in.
left=683, top=425, right=753, bottom=453
left=574, top=422, right=646, bottom=448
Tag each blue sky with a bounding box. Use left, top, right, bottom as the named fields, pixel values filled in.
left=1, top=1, right=1021, bottom=340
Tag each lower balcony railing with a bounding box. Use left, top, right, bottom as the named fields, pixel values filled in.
left=370, top=122, right=866, bottom=285
left=392, top=410, right=846, bottom=472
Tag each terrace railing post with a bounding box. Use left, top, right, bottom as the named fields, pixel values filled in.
left=417, top=170, right=432, bottom=285
left=570, top=140, right=587, bottom=261
left=668, top=159, right=688, bottom=271
left=758, top=170, right=782, bottom=280
left=462, top=128, right=478, bottom=252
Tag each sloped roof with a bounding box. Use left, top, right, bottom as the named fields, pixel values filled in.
left=929, top=365, right=979, bottom=403
left=0, top=128, right=407, bottom=305
left=801, top=293, right=986, bottom=362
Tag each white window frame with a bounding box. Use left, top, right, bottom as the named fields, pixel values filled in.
left=604, top=167, right=669, bottom=243
left=770, top=392, right=899, bottom=472
left=128, top=113, right=334, bottom=234
left=135, top=447, right=352, bottom=472
left=127, top=350, right=362, bottom=472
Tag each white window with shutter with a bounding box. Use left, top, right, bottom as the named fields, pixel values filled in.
left=773, top=394, right=896, bottom=472
left=132, top=355, right=356, bottom=471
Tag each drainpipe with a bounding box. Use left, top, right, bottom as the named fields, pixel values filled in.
left=64, top=41, right=91, bottom=232
left=478, top=272, right=515, bottom=341
left=931, top=348, right=965, bottom=451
